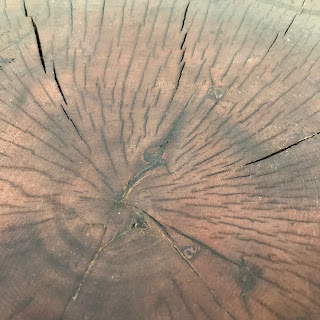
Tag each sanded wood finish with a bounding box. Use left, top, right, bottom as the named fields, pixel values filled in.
left=1, top=0, right=320, bottom=319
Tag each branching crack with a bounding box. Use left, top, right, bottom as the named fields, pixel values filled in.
left=124, top=202, right=235, bottom=317
left=116, top=88, right=197, bottom=204
left=114, top=156, right=166, bottom=204
left=246, top=130, right=320, bottom=165
left=23, top=1, right=46, bottom=74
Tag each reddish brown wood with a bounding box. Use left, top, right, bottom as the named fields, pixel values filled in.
left=1, top=0, right=320, bottom=319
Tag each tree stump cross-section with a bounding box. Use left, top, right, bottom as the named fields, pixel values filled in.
left=0, top=0, right=320, bottom=319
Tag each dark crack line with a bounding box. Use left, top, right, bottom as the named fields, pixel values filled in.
left=31, top=23, right=46, bottom=73
left=53, top=62, right=68, bottom=105
left=169, top=226, right=237, bottom=266
left=59, top=228, right=107, bottom=319
left=176, top=61, right=185, bottom=90
left=283, top=14, right=297, bottom=37
left=265, top=32, right=279, bottom=56
left=180, top=1, right=190, bottom=32
left=167, top=227, right=240, bottom=320
left=155, top=7, right=189, bottom=134
left=245, top=130, right=320, bottom=165
left=155, top=60, right=186, bottom=134
left=115, top=158, right=166, bottom=203
left=23, top=0, right=28, bottom=17
left=59, top=226, right=133, bottom=319
left=60, top=104, right=83, bottom=141
left=23, top=1, right=46, bottom=73
left=116, top=89, right=197, bottom=203
left=180, top=48, right=186, bottom=63
left=124, top=202, right=237, bottom=319
left=180, top=32, right=188, bottom=50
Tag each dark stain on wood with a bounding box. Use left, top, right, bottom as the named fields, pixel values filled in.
left=237, top=257, right=262, bottom=297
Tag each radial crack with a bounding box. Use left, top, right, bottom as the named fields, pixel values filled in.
left=53, top=62, right=68, bottom=105
left=28, top=15, right=47, bottom=73
left=180, top=48, right=186, bottom=63
left=155, top=7, right=190, bottom=134
left=170, top=226, right=237, bottom=265
left=176, top=62, right=185, bottom=90
left=59, top=228, right=106, bottom=319
left=114, top=157, right=166, bottom=204
left=60, top=105, right=83, bottom=141
left=23, top=0, right=28, bottom=16
left=22, top=0, right=45, bottom=72
left=283, top=14, right=297, bottom=37
left=180, top=1, right=190, bottom=32
left=116, top=89, right=197, bottom=204
left=180, top=32, right=188, bottom=50
left=265, top=32, right=279, bottom=56
left=124, top=202, right=236, bottom=318
left=59, top=226, right=133, bottom=319
left=246, top=130, right=320, bottom=165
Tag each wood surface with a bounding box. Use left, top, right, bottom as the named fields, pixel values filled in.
left=1, top=0, right=320, bottom=319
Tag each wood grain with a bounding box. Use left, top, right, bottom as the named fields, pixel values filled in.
left=0, top=0, right=320, bottom=319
